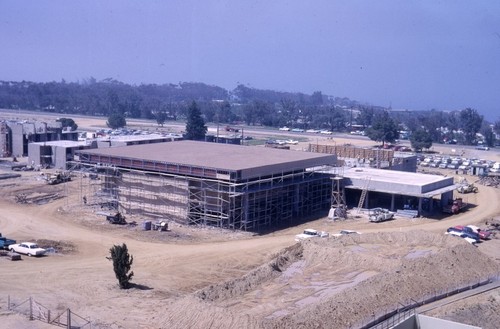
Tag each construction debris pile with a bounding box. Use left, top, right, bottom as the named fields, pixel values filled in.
left=15, top=192, right=63, bottom=205
left=477, top=176, right=500, bottom=188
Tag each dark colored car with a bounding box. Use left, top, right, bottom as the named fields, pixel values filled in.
left=452, top=226, right=481, bottom=242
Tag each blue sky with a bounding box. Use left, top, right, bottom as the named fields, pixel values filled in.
left=1, top=1, right=499, bottom=120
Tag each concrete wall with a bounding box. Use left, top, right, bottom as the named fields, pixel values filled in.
left=394, top=314, right=481, bottom=329
left=27, top=143, right=42, bottom=166
left=392, top=153, right=418, bottom=172
left=0, top=122, right=9, bottom=157
left=421, top=176, right=454, bottom=194
left=9, top=123, right=24, bottom=157
left=53, top=146, right=69, bottom=169
left=345, top=176, right=425, bottom=195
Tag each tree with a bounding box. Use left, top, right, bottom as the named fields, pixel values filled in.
left=365, top=111, right=399, bottom=146
left=409, top=129, right=433, bottom=152
left=217, top=101, right=236, bottom=123
left=56, top=117, right=78, bottom=131
left=327, top=106, right=347, bottom=132
left=356, top=107, right=375, bottom=128
left=155, top=111, right=167, bottom=126
left=459, top=108, right=483, bottom=145
left=481, top=124, right=496, bottom=148
left=107, top=112, right=126, bottom=129
left=494, top=119, right=500, bottom=136
left=108, top=243, right=134, bottom=289
left=184, top=101, right=207, bottom=140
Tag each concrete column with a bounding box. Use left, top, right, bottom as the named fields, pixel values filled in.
left=418, top=197, right=422, bottom=215
left=390, top=194, right=395, bottom=211
left=364, top=191, right=369, bottom=209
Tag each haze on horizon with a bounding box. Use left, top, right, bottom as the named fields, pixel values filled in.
left=1, top=1, right=499, bottom=120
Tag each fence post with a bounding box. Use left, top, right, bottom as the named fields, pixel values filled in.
left=29, top=297, right=33, bottom=321
left=67, top=308, right=71, bottom=329
left=7, top=295, right=10, bottom=310
left=48, top=309, right=51, bottom=323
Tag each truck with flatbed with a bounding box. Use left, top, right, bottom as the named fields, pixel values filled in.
left=0, top=233, right=17, bottom=250
left=442, top=198, right=467, bottom=214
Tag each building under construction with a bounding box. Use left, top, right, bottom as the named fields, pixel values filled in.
left=76, top=141, right=337, bottom=231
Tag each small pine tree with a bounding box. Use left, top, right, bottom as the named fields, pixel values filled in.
left=108, top=243, right=134, bottom=289
left=185, top=101, right=207, bottom=140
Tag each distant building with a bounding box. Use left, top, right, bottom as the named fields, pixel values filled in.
left=3, top=120, right=78, bottom=157
left=28, top=140, right=95, bottom=169
left=27, top=133, right=183, bottom=169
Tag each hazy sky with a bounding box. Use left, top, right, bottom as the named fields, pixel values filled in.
left=1, top=1, right=499, bottom=120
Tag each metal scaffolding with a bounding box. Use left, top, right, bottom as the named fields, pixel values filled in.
left=70, top=161, right=332, bottom=231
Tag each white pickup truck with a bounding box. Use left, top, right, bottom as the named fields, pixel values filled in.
left=295, top=229, right=329, bottom=242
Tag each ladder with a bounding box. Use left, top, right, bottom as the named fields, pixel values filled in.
left=357, top=177, right=371, bottom=213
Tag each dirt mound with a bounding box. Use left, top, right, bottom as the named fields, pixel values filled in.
left=159, top=231, right=499, bottom=329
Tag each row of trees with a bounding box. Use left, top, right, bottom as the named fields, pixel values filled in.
left=1, top=79, right=498, bottom=149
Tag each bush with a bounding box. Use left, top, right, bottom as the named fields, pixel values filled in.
left=108, top=243, right=134, bottom=289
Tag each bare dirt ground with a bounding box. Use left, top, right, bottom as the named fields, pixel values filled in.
left=0, top=110, right=499, bottom=328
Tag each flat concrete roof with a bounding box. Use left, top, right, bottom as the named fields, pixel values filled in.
left=341, top=167, right=456, bottom=197
left=78, top=140, right=337, bottom=180
left=31, top=140, right=89, bottom=147
left=97, top=134, right=180, bottom=143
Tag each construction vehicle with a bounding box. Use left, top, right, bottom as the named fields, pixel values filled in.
left=106, top=212, right=127, bottom=225
left=46, top=171, right=71, bottom=185
left=457, top=178, right=478, bottom=194
left=457, top=183, right=478, bottom=194
left=443, top=198, right=467, bottom=214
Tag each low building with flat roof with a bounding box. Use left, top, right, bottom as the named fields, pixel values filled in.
left=95, top=133, right=182, bottom=148
left=341, top=167, right=457, bottom=215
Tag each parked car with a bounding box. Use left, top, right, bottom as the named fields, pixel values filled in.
left=447, top=227, right=480, bottom=242
left=475, top=146, right=489, bottom=151
left=295, top=229, right=329, bottom=241
left=9, top=242, right=46, bottom=257
left=369, top=208, right=395, bottom=222
left=463, top=225, right=491, bottom=240
left=445, top=230, right=477, bottom=245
